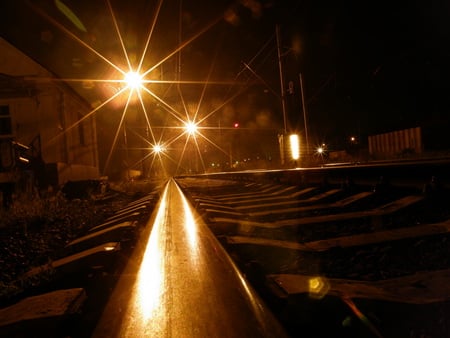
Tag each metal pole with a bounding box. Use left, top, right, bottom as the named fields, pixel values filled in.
left=276, top=25, right=287, bottom=134
left=299, top=73, right=310, bottom=159
left=276, top=25, right=287, bottom=166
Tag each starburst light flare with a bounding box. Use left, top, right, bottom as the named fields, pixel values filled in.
left=153, top=144, right=164, bottom=154
left=124, top=71, right=143, bottom=90
left=185, top=122, right=199, bottom=136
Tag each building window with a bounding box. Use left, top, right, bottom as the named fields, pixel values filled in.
left=0, top=105, right=12, bottom=136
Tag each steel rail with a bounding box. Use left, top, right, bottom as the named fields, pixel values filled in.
left=93, top=178, right=288, bottom=338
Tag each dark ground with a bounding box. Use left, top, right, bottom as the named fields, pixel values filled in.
left=0, top=186, right=139, bottom=307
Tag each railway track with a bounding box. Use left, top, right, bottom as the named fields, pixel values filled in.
left=175, top=171, right=450, bottom=338
left=1, top=163, right=450, bottom=337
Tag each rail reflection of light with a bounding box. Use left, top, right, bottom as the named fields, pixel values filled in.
left=179, top=188, right=199, bottom=252
left=94, top=179, right=288, bottom=337
left=130, top=184, right=168, bottom=329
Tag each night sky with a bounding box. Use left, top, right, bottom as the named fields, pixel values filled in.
left=1, top=0, right=448, bottom=157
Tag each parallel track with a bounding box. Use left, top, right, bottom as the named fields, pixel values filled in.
left=176, top=167, right=450, bottom=338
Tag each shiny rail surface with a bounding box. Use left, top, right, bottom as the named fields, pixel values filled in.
left=93, top=179, right=288, bottom=337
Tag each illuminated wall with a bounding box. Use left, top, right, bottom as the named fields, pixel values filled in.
left=0, top=37, right=99, bottom=186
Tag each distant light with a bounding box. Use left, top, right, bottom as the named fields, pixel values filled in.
left=152, top=144, right=164, bottom=154
left=289, top=134, right=300, bottom=160
left=185, top=122, right=198, bottom=135
left=316, top=143, right=327, bottom=155
left=124, top=71, right=143, bottom=89
left=233, top=122, right=239, bottom=128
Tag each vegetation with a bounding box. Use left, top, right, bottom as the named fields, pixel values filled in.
left=0, top=190, right=128, bottom=304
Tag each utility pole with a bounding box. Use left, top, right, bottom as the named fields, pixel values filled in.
left=299, top=73, right=310, bottom=159
left=276, top=24, right=287, bottom=165
left=276, top=25, right=288, bottom=134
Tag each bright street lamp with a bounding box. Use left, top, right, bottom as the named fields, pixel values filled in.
left=152, top=144, right=165, bottom=154
left=184, top=121, right=198, bottom=136
left=289, top=134, right=300, bottom=161
left=124, top=71, right=143, bottom=89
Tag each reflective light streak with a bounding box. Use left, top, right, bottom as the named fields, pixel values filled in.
left=103, top=89, right=134, bottom=173
left=133, top=184, right=169, bottom=322
left=44, top=86, right=128, bottom=149
left=106, top=0, right=136, bottom=72
left=179, top=187, right=199, bottom=251
left=141, top=16, right=223, bottom=78
left=135, top=89, right=157, bottom=144
left=135, top=0, right=164, bottom=73
left=92, top=180, right=288, bottom=337
left=140, top=85, right=186, bottom=123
